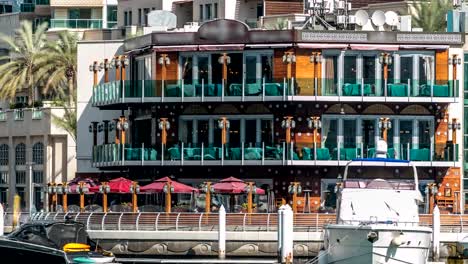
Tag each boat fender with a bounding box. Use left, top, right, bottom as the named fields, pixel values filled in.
left=367, top=231, right=379, bottom=243
left=391, top=235, right=405, bottom=247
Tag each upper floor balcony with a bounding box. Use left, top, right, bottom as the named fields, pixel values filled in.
left=50, top=19, right=103, bottom=29
left=91, top=77, right=459, bottom=107
left=92, top=141, right=459, bottom=169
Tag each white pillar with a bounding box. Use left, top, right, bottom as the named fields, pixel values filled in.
left=0, top=202, right=3, bottom=236
left=393, top=119, right=400, bottom=159
left=278, top=204, right=293, bottom=263
left=412, top=55, right=419, bottom=96
left=256, top=119, right=262, bottom=144
left=338, top=119, right=344, bottom=148
left=432, top=205, right=440, bottom=261
left=338, top=51, right=345, bottom=96
left=412, top=120, right=419, bottom=149
left=393, top=54, right=401, bottom=83
left=218, top=205, right=226, bottom=259
left=375, top=57, right=382, bottom=96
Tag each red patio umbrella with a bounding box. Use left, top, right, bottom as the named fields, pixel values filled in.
left=68, top=178, right=98, bottom=194
left=140, top=177, right=198, bottom=193
left=212, top=177, right=265, bottom=195
left=89, top=177, right=134, bottom=193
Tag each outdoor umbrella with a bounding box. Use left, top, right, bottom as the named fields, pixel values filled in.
left=141, top=177, right=198, bottom=213
left=89, top=177, right=134, bottom=193
left=140, top=177, right=198, bottom=193
left=212, top=177, right=265, bottom=213
left=212, top=177, right=265, bottom=194
left=67, top=178, right=98, bottom=212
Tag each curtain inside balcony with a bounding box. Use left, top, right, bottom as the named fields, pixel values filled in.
left=324, top=56, right=337, bottom=95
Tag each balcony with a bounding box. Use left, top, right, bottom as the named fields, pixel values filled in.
left=50, top=19, right=102, bottom=29
left=0, top=107, right=67, bottom=137
left=92, top=142, right=459, bottom=168
left=20, top=3, right=35, bottom=12
left=92, top=78, right=459, bottom=107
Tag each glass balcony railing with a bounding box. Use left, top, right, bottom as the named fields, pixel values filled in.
left=14, top=109, right=24, bottom=121
left=0, top=111, right=6, bottom=122
left=107, top=21, right=118, bottom=28
left=50, top=19, right=103, bottom=29
left=32, top=108, right=43, bottom=120
left=92, top=142, right=459, bottom=164
left=20, top=3, right=35, bottom=12
left=35, top=0, right=49, bottom=5
left=92, top=77, right=459, bottom=105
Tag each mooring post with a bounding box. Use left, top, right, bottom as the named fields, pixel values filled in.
left=279, top=204, right=293, bottom=263
left=218, top=205, right=226, bottom=259
left=432, top=205, right=440, bottom=261
left=0, top=204, right=3, bottom=236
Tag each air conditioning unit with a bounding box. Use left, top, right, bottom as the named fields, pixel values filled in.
left=348, top=15, right=356, bottom=24
left=337, top=15, right=346, bottom=24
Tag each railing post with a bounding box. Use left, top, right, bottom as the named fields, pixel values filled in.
left=101, top=213, right=107, bottom=230
left=74, top=212, right=80, bottom=222
left=161, top=143, right=164, bottom=166
left=282, top=142, right=286, bottom=166
left=182, top=79, right=185, bottom=102
left=141, top=79, right=144, bottom=103
left=222, top=79, right=225, bottom=101
left=118, top=213, right=123, bottom=231
left=136, top=212, right=141, bottom=231
left=242, top=213, right=247, bottom=232
left=86, top=213, right=93, bottom=230
left=283, top=77, right=286, bottom=101
left=201, top=79, right=205, bottom=102
left=242, top=78, right=245, bottom=102
left=201, top=142, right=204, bottom=165
left=161, top=79, right=165, bottom=102
left=155, top=213, right=160, bottom=231
left=181, top=142, right=184, bottom=165
left=141, top=142, right=144, bottom=166
left=262, top=77, right=266, bottom=101
left=262, top=142, right=265, bottom=165
left=432, top=206, right=440, bottom=261
left=176, top=213, right=181, bottom=231
left=221, top=144, right=224, bottom=166
left=241, top=143, right=245, bottom=166
left=218, top=205, right=226, bottom=259
left=198, top=213, right=203, bottom=231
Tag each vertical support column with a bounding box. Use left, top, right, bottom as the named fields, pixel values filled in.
left=338, top=51, right=344, bottom=96
left=278, top=205, right=293, bottom=264
left=256, top=119, right=262, bottom=144
left=393, top=120, right=400, bottom=159
left=356, top=118, right=362, bottom=148
left=432, top=205, right=440, bottom=261
left=338, top=119, right=344, bottom=150
left=218, top=205, right=226, bottom=259
left=413, top=119, right=419, bottom=149
left=393, top=54, right=401, bottom=83
left=8, top=137, right=14, bottom=209
left=356, top=55, right=363, bottom=86
left=375, top=57, right=382, bottom=96
left=102, top=5, right=108, bottom=29
left=412, top=55, right=419, bottom=96
left=240, top=118, right=246, bottom=145
left=193, top=120, right=199, bottom=145
left=207, top=119, right=213, bottom=146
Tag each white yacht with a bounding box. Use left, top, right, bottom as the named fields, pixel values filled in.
left=321, top=144, right=432, bottom=263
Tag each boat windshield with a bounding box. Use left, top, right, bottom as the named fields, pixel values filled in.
left=343, top=179, right=415, bottom=190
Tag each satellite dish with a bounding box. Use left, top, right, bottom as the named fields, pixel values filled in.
left=385, top=11, right=399, bottom=26
left=355, top=10, right=369, bottom=27
left=371, top=10, right=385, bottom=27
left=147, top=10, right=177, bottom=29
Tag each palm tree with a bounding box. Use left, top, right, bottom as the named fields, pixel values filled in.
left=412, top=0, right=452, bottom=32
left=0, top=21, right=47, bottom=106
left=37, top=31, right=77, bottom=107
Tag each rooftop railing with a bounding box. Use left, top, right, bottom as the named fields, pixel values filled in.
left=92, top=78, right=459, bottom=106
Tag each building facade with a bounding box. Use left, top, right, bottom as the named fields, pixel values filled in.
left=0, top=105, right=76, bottom=211
left=77, top=19, right=465, bottom=214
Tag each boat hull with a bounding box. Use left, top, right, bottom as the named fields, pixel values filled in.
left=323, top=224, right=432, bottom=264
left=0, top=237, right=67, bottom=263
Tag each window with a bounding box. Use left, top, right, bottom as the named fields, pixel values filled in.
left=138, top=8, right=142, bottom=25
left=68, top=8, right=91, bottom=19
left=15, top=143, right=26, bottom=165
left=32, top=142, right=44, bottom=165
left=16, top=187, right=25, bottom=208
left=180, top=56, right=193, bottom=84
left=214, top=3, right=218, bottom=18
left=143, top=8, right=150, bottom=26
left=33, top=171, right=43, bottom=184
left=0, top=187, right=6, bottom=204
left=199, top=5, right=203, bottom=21
left=205, top=4, right=212, bottom=20
left=129, top=11, right=132, bottom=25
left=400, top=56, right=413, bottom=83
left=107, top=5, right=117, bottom=26
left=16, top=171, right=26, bottom=185
left=0, top=171, right=7, bottom=184
left=124, top=11, right=128, bottom=26
left=0, top=144, right=8, bottom=166
left=344, top=56, right=357, bottom=84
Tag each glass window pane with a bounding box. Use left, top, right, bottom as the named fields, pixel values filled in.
left=363, top=56, right=375, bottom=84
left=261, top=55, right=272, bottom=82
left=400, top=56, right=413, bottom=83
left=261, top=119, right=273, bottom=145
left=245, top=56, right=257, bottom=84
left=324, top=56, right=338, bottom=95
left=181, top=56, right=193, bottom=84
left=197, top=56, right=208, bottom=84
left=229, top=120, right=240, bottom=147
left=418, top=120, right=431, bottom=148
left=362, top=119, right=375, bottom=148
left=322, top=119, right=337, bottom=150
left=400, top=120, right=413, bottom=145
left=198, top=120, right=209, bottom=147
left=344, top=56, right=357, bottom=84
left=343, top=120, right=356, bottom=147
left=245, top=120, right=257, bottom=145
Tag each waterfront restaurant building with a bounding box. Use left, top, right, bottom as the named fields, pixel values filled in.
left=77, top=19, right=465, bottom=214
